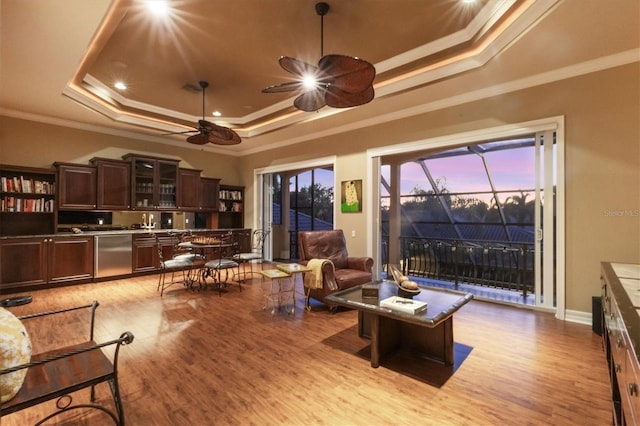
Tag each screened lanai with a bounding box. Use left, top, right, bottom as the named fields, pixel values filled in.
left=381, top=136, right=552, bottom=306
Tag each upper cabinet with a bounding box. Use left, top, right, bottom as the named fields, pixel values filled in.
left=218, top=184, right=244, bottom=228
left=123, top=154, right=179, bottom=210
left=200, top=177, right=220, bottom=211
left=55, top=163, right=97, bottom=210
left=91, top=158, right=131, bottom=210
left=177, top=168, right=201, bottom=210
left=0, top=164, right=56, bottom=236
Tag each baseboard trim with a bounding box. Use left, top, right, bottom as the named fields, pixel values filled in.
left=564, top=309, right=592, bottom=326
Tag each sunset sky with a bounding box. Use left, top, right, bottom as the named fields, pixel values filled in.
left=288, top=145, right=550, bottom=206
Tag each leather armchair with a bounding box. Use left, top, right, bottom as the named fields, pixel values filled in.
left=297, top=229, right=374, bottom=308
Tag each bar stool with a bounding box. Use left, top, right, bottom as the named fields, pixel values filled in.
left=202, top=232, right=239, bottom=295
left=157, top=238, right=192, bottom=296
left=233, top=229, right=270, bottom=282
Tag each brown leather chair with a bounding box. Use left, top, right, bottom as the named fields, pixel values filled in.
left=297, top=229, right=374, bottom=309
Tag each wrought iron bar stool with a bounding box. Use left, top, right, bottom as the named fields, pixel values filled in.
left=233, top=229, right=269, bottom=282
left=201, top=232, right=239, bottom=295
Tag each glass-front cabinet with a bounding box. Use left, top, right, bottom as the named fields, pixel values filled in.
left=123, top=154, right=179, bottom=210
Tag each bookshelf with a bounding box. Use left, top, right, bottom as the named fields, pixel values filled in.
left=0, top=164, right=56, bottom=236
left=218, top=185, right=244, bottom=228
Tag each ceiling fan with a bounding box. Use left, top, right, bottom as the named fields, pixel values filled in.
left=165, top=81, right=241, bottom=145
left=262, top=2, right=376, bottom=112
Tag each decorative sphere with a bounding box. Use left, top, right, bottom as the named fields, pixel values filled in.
left=0, top=307, right=31, bottom=402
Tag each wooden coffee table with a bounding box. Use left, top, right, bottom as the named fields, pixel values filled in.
left=326, top=281, right=472, bottom=367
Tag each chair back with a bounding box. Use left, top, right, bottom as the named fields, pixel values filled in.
left=172, top=231, right=193, bottom=256
left=297, top=229, right=350, bottom=269
left=218, top=231, right=239, bottom=259
left=251, top=229, right=270, bottom=256
left=156, top=237, right=171, bottom=268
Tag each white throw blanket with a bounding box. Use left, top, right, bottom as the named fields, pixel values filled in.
left=304, top=259, right=331, bottom=289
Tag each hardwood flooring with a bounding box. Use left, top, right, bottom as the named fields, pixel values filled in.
left=1, top=270, right=612, bottom=425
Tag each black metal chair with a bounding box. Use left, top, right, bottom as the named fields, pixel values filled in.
left=202, top=232, right=239, bottom=295
left=157, top=236, right=193, bottom=296
left=172, top=231, right=206, bottom=285
left=233, top=229, right=269, bottom=282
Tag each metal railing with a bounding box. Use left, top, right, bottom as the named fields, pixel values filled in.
left=383, top=236, right=536, bottom=298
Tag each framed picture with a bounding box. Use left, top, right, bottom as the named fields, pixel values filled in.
left=341, top=179, right=362, bottom=213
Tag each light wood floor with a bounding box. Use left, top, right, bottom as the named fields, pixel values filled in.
left=2, top=269, right=612, bottom=425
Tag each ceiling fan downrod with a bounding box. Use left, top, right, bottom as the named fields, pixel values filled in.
left=199, top=81, right=208, bottom=121
left=316, top=2, right=329, bottom=57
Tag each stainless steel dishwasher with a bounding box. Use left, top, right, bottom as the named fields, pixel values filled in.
left=95, top=234, right=133, bottom=278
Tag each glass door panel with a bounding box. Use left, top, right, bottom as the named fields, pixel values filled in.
left=158, top=161, right=177, bottom=209
left=133, top=159, right=154, bottom=209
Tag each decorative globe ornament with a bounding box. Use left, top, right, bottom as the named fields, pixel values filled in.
left=0, top=307, right=31, bottom=402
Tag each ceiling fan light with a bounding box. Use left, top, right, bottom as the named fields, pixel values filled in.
left=302, top=74, right=318, bottom=90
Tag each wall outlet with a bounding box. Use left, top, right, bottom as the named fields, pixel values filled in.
left=351, top=230, right=356, bottom=237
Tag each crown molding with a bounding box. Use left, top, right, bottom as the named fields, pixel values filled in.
left=3, top=48, right=637, bottom=157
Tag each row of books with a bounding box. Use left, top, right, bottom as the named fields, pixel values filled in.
left=219, top=201, right=243, bottom=212
left=219, top=190, right=242, bottom=200
left=1, top=176, right=55, bottom=194
left=1, top=197, right=55, bottom=212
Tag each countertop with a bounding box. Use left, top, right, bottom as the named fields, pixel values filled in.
left=0, top=228, right=249, bottom=240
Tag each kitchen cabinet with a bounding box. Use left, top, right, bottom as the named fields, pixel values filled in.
left=132, top=232, right=175, bottom=273
left=218, top=185, right=244, bottom=228
left=123, top=154, right=179, bottom=210
left=55, top=162, right=97, bottom=210
left=0, top=235, right=94, bottom=291
left=178, top=168, right=201, bottom=210
left=200, top=177, right=220, bottom=211
left=49, top=236, right=94, bottom=283
left=91, top=158, right=131, bottom=210
left=0, top=164, right=56, bottom=237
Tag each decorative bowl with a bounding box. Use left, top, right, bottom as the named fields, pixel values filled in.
left=387, top=265, right=421, bottom=298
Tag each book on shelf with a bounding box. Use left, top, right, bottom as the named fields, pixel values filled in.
left=379, top=296, right=428, bottom=314
left=1, top=176, right=53, bottom=194
left=1, top=196, right=53, bottom=212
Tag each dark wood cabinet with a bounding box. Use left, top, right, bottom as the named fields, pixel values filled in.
left=218, top=185, right=244, bottom=228
left=55, top=163, right=97, bottom=210
left=132, top=233, right=174, bottom=273
left=91, top=158, right=131, bottom=210
left=0, top=237, right=49, bottom=291
left=49, top=236, right=94, bottom=283
left=0, top=235, right=93, bottom=291
left=200, top=178, right=220, bottom=211
left=178, top=168, right=201, bottom=210
left=601, top=262, right=640, bottom=425
left=0, top=164, right=56, bottom=237
left=123, top=154, right=179, bottom=210
left=132, top=234, right=157, bottom=273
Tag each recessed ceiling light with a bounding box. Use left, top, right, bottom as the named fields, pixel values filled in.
left=212, top=111, right=222, bottom=117
left=147, top=0, right=170, bottom=16
left=114, top=81, right=127, bottom=90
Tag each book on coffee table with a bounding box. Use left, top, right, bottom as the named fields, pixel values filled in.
left=380, top=296, right=428, bottom=314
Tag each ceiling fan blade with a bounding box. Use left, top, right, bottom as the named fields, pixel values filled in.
left=279, top=56, right=318, bottom=77
left=318, top=54, right=376, bottom=93
left=325, top=85, right=375, bottom=109
left=162, top=129, right=198, bottom=136
left=186, top=133, right=210, bottom=145
left=262, top=81, right=305, bottom=94
left=207, top=123, right=241, bottom=145
left=293, top=90, right=327, bottom=112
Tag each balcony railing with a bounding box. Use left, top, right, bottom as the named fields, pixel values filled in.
left=383, top=237, right=536, bottom=298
